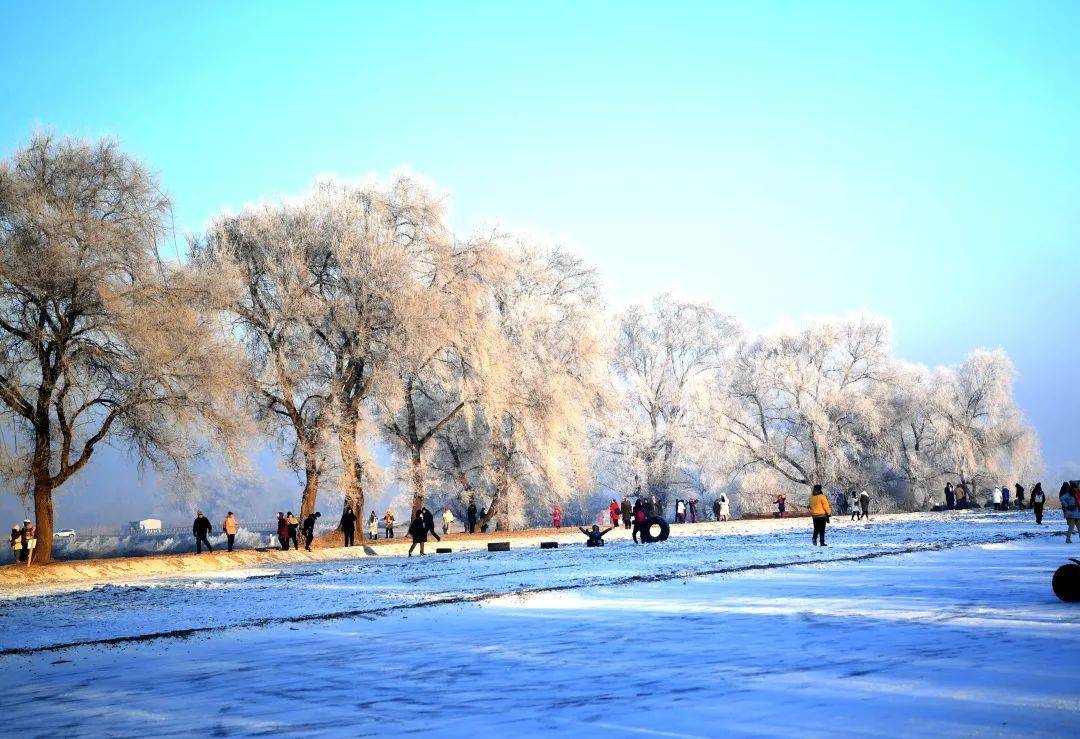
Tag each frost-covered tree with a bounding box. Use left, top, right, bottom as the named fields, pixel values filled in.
left=432, top=244, right=607, bottom=530
left=603, top=295, right=740, bottom=509
left=0, top=133, right=245, bottom=561
left=714, top=313, right=892, bottom=500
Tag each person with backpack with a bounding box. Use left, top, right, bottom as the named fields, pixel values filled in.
left=301, top=512, right=320, bottom=551
left=222, top=511, right=239, bottom=552
left=809, top=484, right=832, bottom=546
left=858, top=490, right=871, bottom=520
left=368, top=511, right=378, bottom=540
left=276, top=512, right=289, bottom=550
left=340, top=507, right=358, bottom=547
left=467, top=502, right=477, bottom=534
left=1031, top=483, right=1046, bottom=524
left=192, top=511, right=213, bottom=554
left=408, top=510, right=429, bottom=556
left=1061, top=482, right=1080, bottom=543
left=621, top=497, right=633, bottom=529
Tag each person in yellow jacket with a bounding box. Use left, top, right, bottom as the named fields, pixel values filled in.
left=222, top=512, right=239, bottom=552
left=809, top=484, right=832, bottom=546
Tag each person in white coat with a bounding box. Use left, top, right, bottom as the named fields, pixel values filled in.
left=991, top=486, right=1003, bottom=511
left=442, top=506, right=455, bottom=535
left=718, top=493, right=730, bottom=521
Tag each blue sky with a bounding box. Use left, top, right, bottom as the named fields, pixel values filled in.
left=2, top=1, right=1078, bottom=526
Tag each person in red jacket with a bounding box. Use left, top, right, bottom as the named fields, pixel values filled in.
left=775, top=495, right=787, bottom=518
left=552, top=504, right=562, bottom=528
left=276, top=512, right=289, bottom=551
left=608, top=500, right=620, bottom=527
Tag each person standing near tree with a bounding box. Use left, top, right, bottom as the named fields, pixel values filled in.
left=442, top=506, right=455, bottom=535
left=478, top=507, right=489, bottom=532
left=368, top=511, right=378, bottom=540
left=340, top=507, right=357, bottom=547
left=222, top=511, right=238, bottom=552
left=384, top=509, right=395, bottom=539
left=858, top=490, right=871, bottom=520
left=467, top=501, right=478, bottom=534
left=809, top=484, right=832, bottom=546
left=301, top=512, right=320, bottom=551
left=689, top=498, right=699, bottom=523
left=1002, top=485, right=1011, bottom=509
left=621, top=497, right=633, bottom=529
left=193, top=511, right=213, bottom=554
left=719, top=493, right=730, bottom=521
left=277, top=512, right=289, bottom=550
left=1031, top=483, right=1046, bottom=524
left=286, top=512, right=300, bottom=550
left=850, top=492, right=861, bottom=521
left=944, top=482, right=955, bottom=510
left=421, top=507, right=441, bottom=543
left=991, top=486, right=1003, bottom=511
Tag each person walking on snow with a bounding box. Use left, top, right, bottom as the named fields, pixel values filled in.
left=1061, top=482, right=1080, bottom=543
left=809, top=484, right=832, bottom=546
left=193, top=511, right=213, bottom=554
left=277, top=512, right=289, bottom=550
left=552, top=504, right=562, bottom=529
left=1002, top=485, right=1011, bottom=509
left=1031, top=483, right=1045, bottom=524
left=368, top=511, right=378, bottom=540
left=422, top=507, right=441, bottom=542
left=609, top=500, right=620, bottom=527
left=301, top=512, right=320, bottom=551
left=442, top=506, right=455, bottom=535
left=222, top=511, right=238, bottom=552
left=286, top=512, right=300, bottom=550
left=408, top=510, right=429, bottom=556
left=1015, top=482, right=1026, bottom=509
left=992, top=486, right=1003, bottom=511
left=340, top=507, right=358, bottom=547
left=384, top=509, right=395, bottom=539
left=858, top=490, right=871, bottom=520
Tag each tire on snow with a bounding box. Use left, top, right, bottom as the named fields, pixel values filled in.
left=638, top=517, right=670, bottom=544
left=1053, top=561, right=1080, bottom=602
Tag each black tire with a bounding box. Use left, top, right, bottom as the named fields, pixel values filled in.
left=540, top=541, right=558, bottom=549
left=435, top=547, right=452, bottom=554
left=638, top=517, right=670, bottom=544
left=1053, top=563, right=1080, bottom=602
left=487, top=542, right=510, bottom=552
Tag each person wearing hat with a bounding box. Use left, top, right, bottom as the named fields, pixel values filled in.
left=809, top=484, right=832, bottom=546
left=222, top=511, right=238, bottom=552
left=192, top=511, right=213, bottom=554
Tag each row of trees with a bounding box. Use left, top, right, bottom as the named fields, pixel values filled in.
left=0, top=133, right=1039, bottom=560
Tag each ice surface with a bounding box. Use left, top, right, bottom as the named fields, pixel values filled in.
left=1, top=511, right=1077, bottom=737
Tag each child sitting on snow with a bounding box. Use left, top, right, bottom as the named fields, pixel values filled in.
left=579, top=525, right=614, bottom=547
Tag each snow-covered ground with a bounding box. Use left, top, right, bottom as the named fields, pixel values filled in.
left=1, top=511, right=1077, bottom=737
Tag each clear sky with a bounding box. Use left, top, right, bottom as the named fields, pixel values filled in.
left=2, top=1, right=1078, bottom=526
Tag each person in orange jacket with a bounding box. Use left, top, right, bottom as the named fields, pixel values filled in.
left=809, top=484, right=832, bottom=546
left=222, top=511, right=239, bottom=552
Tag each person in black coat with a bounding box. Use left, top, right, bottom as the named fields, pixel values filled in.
left=621, top=498, right=633, bottom=529
left=467, top=502, right=478, bottom=533
left=944, top=482, right=955, bottom=510
left=579, top=525, right=613, bottom=547
left=408, top=510, right=429, bottom=556
left=421, top=507, right=441, bottom=542
left=192, top=512, right=213, bottom=554
left=340, top=507, right=358, bottom=547
left=1014, top=482, right=1026, bottom=509
left=1031, top=482, right=1045, bottom=524
left=301, top=512, right=320, bottom=551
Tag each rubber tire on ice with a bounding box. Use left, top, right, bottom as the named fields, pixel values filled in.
left=488, top=542, right=510, bottom=552
left=1052, top=562, right=1080, bottom=602
left=638, top=517, right=670, bottom=544
left=435, top=547, right=452, bottom=554
left=540, top=541, right=558, bottom=549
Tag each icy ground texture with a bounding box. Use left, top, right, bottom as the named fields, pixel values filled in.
left=2, top=512, right=1078, bottom=737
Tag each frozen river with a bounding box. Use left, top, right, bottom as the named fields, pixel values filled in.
left=1, top=511, right=1077, bottom=736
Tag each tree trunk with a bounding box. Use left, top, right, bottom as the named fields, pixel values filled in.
left=409, top=450, right=424, bottom=515
left=32, top=476, right=54, bottom=563
left=337, top=414, right=365, bottom=524
left=299, top=458, right=320, bottom=520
